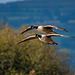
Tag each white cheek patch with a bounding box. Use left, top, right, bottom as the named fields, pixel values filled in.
left=38, top=26, right=43, bottom=30
left=42, top=35, right=46, bottom=38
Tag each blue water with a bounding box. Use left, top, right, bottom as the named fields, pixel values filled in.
left=0, top=0, right=75, bottom=69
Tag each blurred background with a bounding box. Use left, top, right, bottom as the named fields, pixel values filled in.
left=0, top=0, right=75, bottom=74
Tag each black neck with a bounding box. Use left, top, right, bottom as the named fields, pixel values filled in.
left=34, top=26, right=38, bottom=29
left=36, top=34, right=42, bottom=38
left=31, top=25, right=38, bottom=29
left=38, top=35, right=42, bottom=38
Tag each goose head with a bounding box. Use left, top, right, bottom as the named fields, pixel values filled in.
left=36, top=34, right=42, bottom=38
left=31, top=25, right=38, bottom=29
left=31, top=25, right=34, bottom=29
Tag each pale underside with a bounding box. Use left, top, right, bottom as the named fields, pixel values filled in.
left=39, top=36, right=54, bottom=44
left=37, top=26, right=56, bottom=34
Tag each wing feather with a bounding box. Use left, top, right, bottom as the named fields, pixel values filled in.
left=20, top=25, right=38, bottom=34
left=20, top=27, right=33, bottom=34
left=43, top=25, right=68, bottom=32
left=17, top=35, right=38, bottom=44
left=46, top=34, right=75, bottom=38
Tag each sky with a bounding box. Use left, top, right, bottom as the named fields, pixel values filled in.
left=0, top=0, right=24, bottom=3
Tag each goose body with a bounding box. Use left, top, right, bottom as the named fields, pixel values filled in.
left=38, top=35, right=54, bottom=44
left=37, top=26, right=55, bottom=34
left=20, top=25, right=68, bottom=34
left=17, top=34, right=74, bottom=45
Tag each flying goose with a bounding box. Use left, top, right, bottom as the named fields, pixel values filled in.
left=20, top=25, right=68, bottom=34
left=17, top=34, right=73, bottom=45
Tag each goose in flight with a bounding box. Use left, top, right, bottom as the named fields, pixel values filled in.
left=17, top=34, right=73, bottom=45
left=20, top=25, right=68, bottom=34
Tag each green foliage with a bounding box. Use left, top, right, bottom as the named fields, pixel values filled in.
left=0, top=23, right=74, bottom=75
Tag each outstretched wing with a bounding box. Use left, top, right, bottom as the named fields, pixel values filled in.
left=43, top=25, right=68, bottom=32
left=46, top=34, right=75, bottom=38
left=17, top=35, right=38, bottom=44
left=20, top=25, right=38, bottom=34
left=20, top=27, right=33, bottom=34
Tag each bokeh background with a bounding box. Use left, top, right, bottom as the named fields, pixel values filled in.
left=0, top=0, right=75, bottom=72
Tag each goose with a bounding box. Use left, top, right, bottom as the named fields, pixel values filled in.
left=20, top=25, right=68, bottom=34
left=17, top=34, right=73, bottom=45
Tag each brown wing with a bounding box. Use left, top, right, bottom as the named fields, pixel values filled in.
left=17, top=35, right=38, bottom=44
left=20, top=27, right=33, bottom=34
left=43, top=25, right=68, bottom=32
left=46, top=34, right=75, bottom=38
left=20, top=25, right=38, bottom=34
